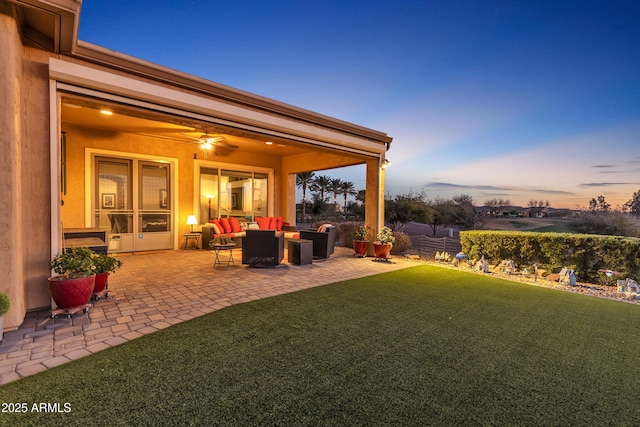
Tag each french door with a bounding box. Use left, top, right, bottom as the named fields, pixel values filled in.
left=94, top=156, right=173, bottom=252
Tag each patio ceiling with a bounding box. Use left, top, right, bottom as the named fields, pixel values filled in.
left=61, top=96, right=321, bottom=159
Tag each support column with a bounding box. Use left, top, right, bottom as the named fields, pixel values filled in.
left=365, top=157, right=385, bottom=255
left=0, top=6, right=26, bottom=330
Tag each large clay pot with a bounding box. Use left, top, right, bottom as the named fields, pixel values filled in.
left=48, top=275, right=95, bottom=309
left=93, top=272, right=109, bottom=293
left=353, top=240, right=369, bottom=258
left=373, top=243, right=391, bottom=260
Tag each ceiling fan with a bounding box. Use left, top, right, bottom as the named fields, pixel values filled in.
left=181, top=132, right=239, bottom=157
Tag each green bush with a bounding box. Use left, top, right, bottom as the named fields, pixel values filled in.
left=460, top=230, right=640, bottom=283
left=390, top=232, right=412, bottom=255
left=0, top=292, right=9, bottom=316
left=336, top=222, right=361, bottom=248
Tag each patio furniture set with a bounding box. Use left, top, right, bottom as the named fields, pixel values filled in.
left=201, top=221, right=337, bottom=268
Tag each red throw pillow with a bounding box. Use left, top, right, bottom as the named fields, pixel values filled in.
left=219, top=218, right=232, bottom=233
left=269, top=217, right=278, bottom=230
left=275, top=217, right=283, bottom=231
left=229, top=217, right=242, bottom=233
left=256, top=217, right=271, bottom=229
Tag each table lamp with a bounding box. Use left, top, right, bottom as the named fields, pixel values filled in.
left=186, top=215, right=198, bottom=233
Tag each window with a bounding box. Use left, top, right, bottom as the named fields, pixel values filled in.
left=197, top=165, right=272, bottom=223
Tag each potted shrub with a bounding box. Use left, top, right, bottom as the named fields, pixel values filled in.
left=0, top=292, right=10, bottom=342
left=210, top=235, right=235, bottom=247
left=353, top=225, right=370, bottom=257
left=92, top=253, right=123, bottom=295
left=48, top=247, right=97, bottom=309
left=373, top=226, right=396, bottom=260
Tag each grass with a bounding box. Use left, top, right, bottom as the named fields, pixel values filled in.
left=1, top=266, right=640, bottom=426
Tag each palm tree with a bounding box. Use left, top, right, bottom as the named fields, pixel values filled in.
left=339, top=181, right=357, bottom=213
left=328, top=178, right=343, bottom=212
left=313, top=175, right=331, bottom=202
left=296, top=172, right=315, bottom=218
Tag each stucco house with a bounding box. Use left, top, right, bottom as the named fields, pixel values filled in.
left=1, top=0, right=392, bottom=331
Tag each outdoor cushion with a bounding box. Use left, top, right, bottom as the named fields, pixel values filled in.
left=256, top=217, right=271, bottom=229
left=211, top=223, right=221, bottom=234
left=275, top=216, right=283, bottom=231
left=318, top=223, right=333, bottom=233
left=229, top=217, right=242, bottom=233
left=269, top=217, right=278, bottom=230
left=219, top=218, right=232, bottom=233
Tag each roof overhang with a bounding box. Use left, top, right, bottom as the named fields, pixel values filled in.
left=14, top=0, right=392, bottom=155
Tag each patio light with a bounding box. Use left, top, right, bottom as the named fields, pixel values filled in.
left=381, top=158, right=391, bottom=169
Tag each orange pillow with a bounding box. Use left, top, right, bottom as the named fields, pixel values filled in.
left=229, top=217, right=242, bottom=233
left=275, top=217, right=283, bottom=231
left=269, top=217, right=277, bottom=230
left=219, top=218, right=232, bottom=233
left=256, top=217, right=271, bottom=229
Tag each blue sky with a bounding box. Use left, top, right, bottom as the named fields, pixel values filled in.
left=78, top=0, right=640, bottom=209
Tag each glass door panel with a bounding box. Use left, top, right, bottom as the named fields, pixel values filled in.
left=95, top=157, right=134, bottom=252
left=137, top=161, right=172, bottom=251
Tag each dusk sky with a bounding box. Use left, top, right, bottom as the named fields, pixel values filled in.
left=78, top=1, right=640, bottom=209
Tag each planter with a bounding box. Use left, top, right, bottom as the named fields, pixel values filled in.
left=48, top=275, right=95, bottom=309
left=373, top=243, right=392, bottom=260
left=93, top=272, right=110, bottom=294
left=353, top=240, right=369, bottom=257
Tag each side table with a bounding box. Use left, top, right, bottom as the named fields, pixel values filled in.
left=212, top=244, right=236, bottom=268
left=288, top=239, right=313, bottom=265
left=184, top=232, right=201, bottom=249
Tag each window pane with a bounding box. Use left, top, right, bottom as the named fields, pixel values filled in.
left=222, top=170, right=252, bottom=219
left=253, top=172, right=268, bottom=218
left=200, top=168, right=219, bottom=222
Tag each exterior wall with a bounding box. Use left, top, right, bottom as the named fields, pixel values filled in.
left=0, top=7, right=53, bottom=328
left=61, top=123, right=283, bottom=235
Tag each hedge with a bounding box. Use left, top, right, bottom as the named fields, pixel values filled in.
left=460, top=230, right=640, bottom=283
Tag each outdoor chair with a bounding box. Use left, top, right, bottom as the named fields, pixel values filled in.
left=299, top=226, right=337, bottom=259
left=242, top=229, right=284, bottom=267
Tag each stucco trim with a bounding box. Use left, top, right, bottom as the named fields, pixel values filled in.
left=50, top=58, right=387, bottom=156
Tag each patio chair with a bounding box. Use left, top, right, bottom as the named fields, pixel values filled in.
left=299, top=225, right=337, bottom=259
left=242, top=229, right=284, bottom=267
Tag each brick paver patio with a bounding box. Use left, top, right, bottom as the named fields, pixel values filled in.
left=0, top=247, right=416, bottom=386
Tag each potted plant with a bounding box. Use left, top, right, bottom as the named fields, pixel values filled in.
left=48, top=247, right=97, bottom=309
left=92, top=253, right=123, bottom=295
left=353, top=225, right=370, bottom=257
left=0, top=292, right=10, bottom=342
left=373, top=226, right=396, bottom=260
left=210, top=235, right=235, bottom=247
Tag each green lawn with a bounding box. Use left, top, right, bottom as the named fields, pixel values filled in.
left=2, top=266, right=639, bottom=426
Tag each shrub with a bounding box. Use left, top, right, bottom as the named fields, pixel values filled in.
left=390, top=232, right=412, bottom=255
left=336, top=222, right=361, bottom=248
left=461, top=230, right=640, bottom=283
left=0, top=292, right=9, bottom=317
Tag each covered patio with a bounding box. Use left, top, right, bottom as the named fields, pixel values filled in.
left=0, top=248, right=416, bottom=385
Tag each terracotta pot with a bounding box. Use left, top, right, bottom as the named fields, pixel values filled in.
left=48, top=275, right=95, bottom=309
left=373, top=243, right=391, bottom=260
left=353, top=240, right=369, bottom=257
left=93, top=272, right=109, bottom=293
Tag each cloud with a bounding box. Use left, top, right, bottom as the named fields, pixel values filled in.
left=425, top=181, right=574, bottom=195
left=579, top=182, right=637, bottom=188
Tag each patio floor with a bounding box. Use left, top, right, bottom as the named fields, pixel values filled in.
left=0, top=247, right=417, bottom=386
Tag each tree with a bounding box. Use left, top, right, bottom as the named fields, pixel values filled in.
left=328, top=178, right=343, bottom=211
left=588, top=195, right=610, bottom=213
left=426, top=197, right=456, bottom=236
left=296, top=172, right=315, bottom=218
left=624, top=190, right=640, bottom=217
left=451, top=194, right=477, bottom=229
left=312, top=175, right=331, bottom=202
left=339, top=181, right=357, bottom=213
left=385, top=193, right=432, bottom=232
